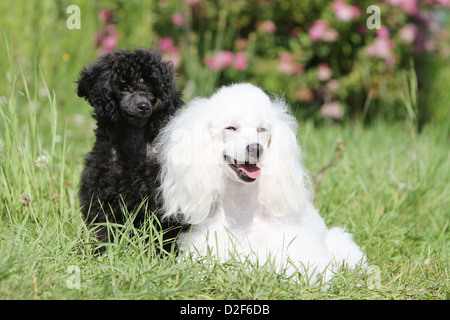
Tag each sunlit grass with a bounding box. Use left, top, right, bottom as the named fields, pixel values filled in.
left=0, top=59, right=448, bottom=299
left=0, top=1, right=448, bottom=300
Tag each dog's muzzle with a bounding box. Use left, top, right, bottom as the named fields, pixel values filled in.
left=224, top=143, right=263, bottom=182
left=122, top=94, right=152, bottom=126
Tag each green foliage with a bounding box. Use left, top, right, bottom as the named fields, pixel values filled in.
left=0, top=0, right=448, bottom=124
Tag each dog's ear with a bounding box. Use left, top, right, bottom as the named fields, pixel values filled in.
left=257, top=98, right=312, bottom=217
left=156, top=98, right=224, bottom=224
left=157, top=59, right=184, bottom=112
left=77, top=51, right=123, bottom=122
left=77, top=53, right=113, bottom=99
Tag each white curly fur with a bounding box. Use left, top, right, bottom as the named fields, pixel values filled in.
left=156, top=83, right=366, bottom=283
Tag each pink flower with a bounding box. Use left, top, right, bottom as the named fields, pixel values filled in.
left=424, top=39, right=436, bottom=52
left=258, top=20, right=277, bottom=34
left=96, top=23, right=118, bottom=56
left=365, top=26, right=395, bottom=65
left=102, top=33, right=117, bottom=52
left=162, top=46, right=181, bottom=69
left=158, top=38, right=181, bottom=68
left=327, top=79, right=340, bottom=92
left=399, top=24, right=418, bottom=44
left=171, top=13, right=185, bottom=27
left=233, top=52, right=248, bottom=71
left=320, top=102, right=344, bottom=120
left=277, top=53, right=304, bottom=75
left=99, top=10, right=112, bottom=22
left=205, top=51, right=234, bottom=71
left=365, top=35, right=395, bottom=66
left=377, top=26, right=390, bottom=38
left=437, top=0, right=450, bottom=7
left=317, top=63, right=332, bottom=81
left=308, top=20, right=339, bottom=42
left=332, top=1, right=361, bottom=22
left=387, top=0, right=418, bottom=15
left=308, top=20, right=327, bottom=41
left=158, top=37, right=174, bottom=53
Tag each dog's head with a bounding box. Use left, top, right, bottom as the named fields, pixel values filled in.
left=77, top=48, right=182, bottom=128
left=157, top=83, right=312, bottom=224
left=207, top=84, right=273, bottom=183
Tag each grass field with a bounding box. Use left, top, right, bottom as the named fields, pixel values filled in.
left=0, top=1, right=448, bottom=300
left=0, top=59, right=448, bottom=300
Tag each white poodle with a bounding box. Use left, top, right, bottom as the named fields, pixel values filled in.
left=156, top=83, right=366, bottom=284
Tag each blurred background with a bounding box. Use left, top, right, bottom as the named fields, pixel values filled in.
left=0, top=0, right=448, bottom=132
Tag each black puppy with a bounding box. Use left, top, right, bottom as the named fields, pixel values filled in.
left=77, top=48, right=184, bottom=251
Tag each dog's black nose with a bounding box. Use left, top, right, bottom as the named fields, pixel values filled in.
left=137, top=102, right=151, bottom=114
left=247, top=143, right=263, bottom=159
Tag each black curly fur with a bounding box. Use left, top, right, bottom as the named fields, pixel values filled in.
left=77, top=48, right=185, bottom=252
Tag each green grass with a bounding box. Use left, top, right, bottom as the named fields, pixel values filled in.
left=0, top=59, right=448, bottom=300
left=0, top=1, right=448, bottom=299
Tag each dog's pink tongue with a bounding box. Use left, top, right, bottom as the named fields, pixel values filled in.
left=237, top=163, right=261, bottom=179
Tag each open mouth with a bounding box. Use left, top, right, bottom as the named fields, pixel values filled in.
left=224, top=155, right=261, bottom=182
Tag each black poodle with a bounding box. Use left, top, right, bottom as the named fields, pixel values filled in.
left=77, top=48, right=184, bottom=251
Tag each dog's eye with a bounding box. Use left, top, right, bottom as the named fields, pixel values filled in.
left=257, top=128, right=267, bottom=133
left=122, top=86, right=131, bottom=92
left=225, top=126, right=237, bottom=131
left=148, top=91, right=154, bottom=97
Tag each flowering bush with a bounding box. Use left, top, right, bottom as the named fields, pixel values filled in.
left=97, top=0, right=449, bottom=122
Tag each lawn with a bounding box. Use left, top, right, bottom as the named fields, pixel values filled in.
left=0, top=68, right=448, bottom=299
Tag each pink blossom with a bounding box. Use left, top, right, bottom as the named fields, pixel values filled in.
left=399, top=24, right=418, bottom=44
left=317, top=63, right=332, bottom=81
left=332, top=1, right=361, bottom=22
left=102, top=34, right=117, bottom=53
left=377, top=26, right=390, bottom=38
left=327, top=79, right=340, bottom=91
left=437, top=0, right=450, bottom=7
left=158, top=38, right=181, bottom=68
left=233, top=52, right=248, bottom=71
left=402, top=0, right=419, bottom=15
left=171, top=13, right=185, bottom=27
left=308, top=20, right=327, bottom=41
left=323, top=29, right=339, bottom=42
left=258, top=20, right=277, bottom=34
left=158, top=37, right=174, bottom=53
left=205, top=51, right=234, bottom=71
left=95, top=23, right=118, bottom=56
left=99, top=10, right=112, bottom=22
left=366, top=26, right=395, bottom=65
left=424, top=39, right=436, bottom=52
left=277, top=53, right=304, bottom=75
left=387, top=0, right=418, bottom=15
left=162, top=46, right=181, bottom=69
left=320, top=102, right=344, bottom=120
left=365, top=35, right=395, bottom=66
left=308, top=20, right=339, bottom=42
